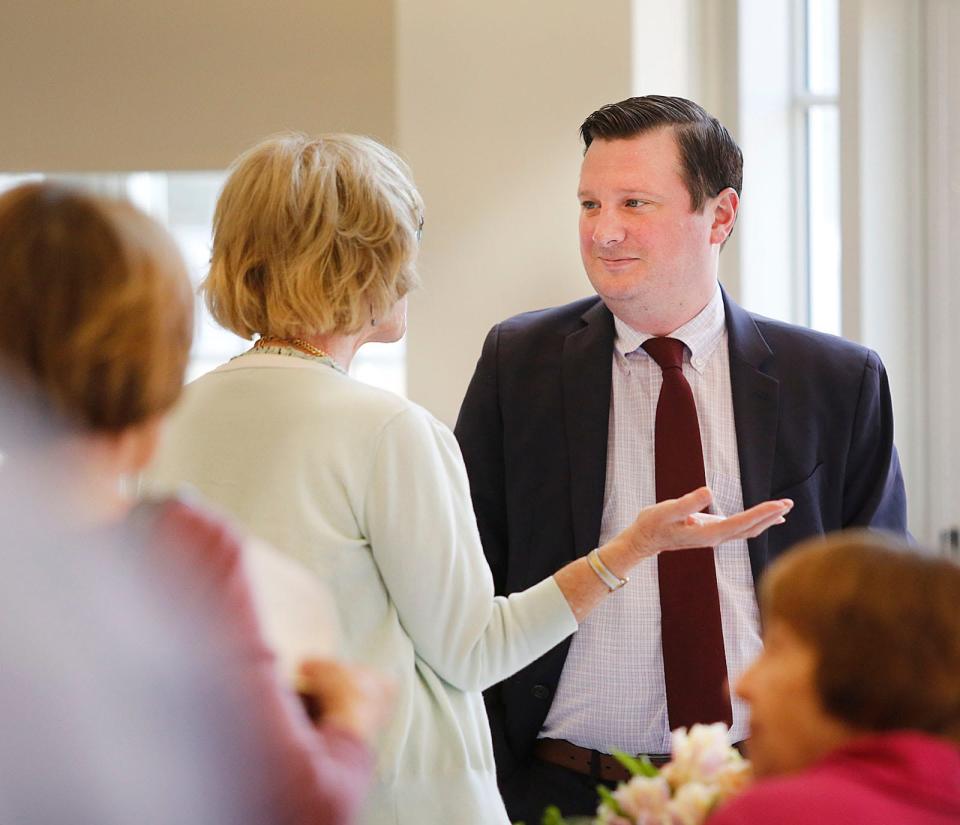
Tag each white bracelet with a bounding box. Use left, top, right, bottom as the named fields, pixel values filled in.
left=587, top=548, right=629, bottom=591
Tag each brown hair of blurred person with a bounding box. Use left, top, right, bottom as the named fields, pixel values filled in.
left=0, top=182, right=193, bottom=434
left=760, top=531, right=960, bottom=743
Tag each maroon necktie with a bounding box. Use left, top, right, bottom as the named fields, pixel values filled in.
left=642, top=337, right=732, bottom=730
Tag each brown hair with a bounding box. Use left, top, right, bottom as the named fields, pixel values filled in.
left=204, top=132, right=423, bottom=339
left=761, top=531, right=960, bottom=743
left=0, top=182, right=193, bottom=433
left=580, top=95, right=743, bottom=213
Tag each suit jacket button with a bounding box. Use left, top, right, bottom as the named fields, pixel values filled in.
left=531, top=684, right=551, bottom=700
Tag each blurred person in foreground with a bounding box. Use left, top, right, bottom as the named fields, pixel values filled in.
left=145, top=132, right=792, bottom=825
left=709, top=532, right=960, bottom=824
left=0, top=181, right=386, bottom=824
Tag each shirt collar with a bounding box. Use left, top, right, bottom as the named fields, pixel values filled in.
left=613, top=285, right=726, bottom=374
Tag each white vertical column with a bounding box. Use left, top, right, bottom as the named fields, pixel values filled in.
left=840, top=0, right=926, bottom=539
left=734, top=0, right=795, bottom=323
left=925, top=0, right=960, bottom=553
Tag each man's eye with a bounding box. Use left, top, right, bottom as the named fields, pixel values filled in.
left=625, top=198, right=645, bottom=208
left=580, top=200, right=598, bottom=210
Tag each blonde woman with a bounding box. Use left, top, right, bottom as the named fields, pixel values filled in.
left=147, top=133, right=792, bottom=825
left=0, top=182, right=382, bottom=825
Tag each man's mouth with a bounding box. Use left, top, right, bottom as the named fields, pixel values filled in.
left=596, top=256, right=640, bottom=269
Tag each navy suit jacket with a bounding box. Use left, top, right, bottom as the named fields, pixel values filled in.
left=454, top=288, right=907, bottom=781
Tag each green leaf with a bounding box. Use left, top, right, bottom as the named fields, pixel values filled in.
left=611, top=749, right=660, bottom=778
left=596, top=784, right=625, bottom=817
left=539, top=805, right=569, bottom=825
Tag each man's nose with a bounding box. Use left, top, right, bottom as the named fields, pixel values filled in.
left=592, top=209, right=626, bottom=246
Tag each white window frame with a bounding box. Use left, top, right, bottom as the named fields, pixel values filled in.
left=790, top=0, right=841, bottom=333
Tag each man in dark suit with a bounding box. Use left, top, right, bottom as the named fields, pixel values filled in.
left=454, top=95, right=907, bottom=822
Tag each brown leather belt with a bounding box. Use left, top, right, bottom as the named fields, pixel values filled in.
left=535, top=738, right=748, bottom=783
left=534, top=738, right=671, bottom=784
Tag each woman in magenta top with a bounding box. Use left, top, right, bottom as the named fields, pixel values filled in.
left=0, top=182, right=383, bottom=824
left=710, top=531, right=960, bottom=824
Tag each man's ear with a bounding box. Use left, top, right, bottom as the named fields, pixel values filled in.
left=710, top=188, right=740, bottom=246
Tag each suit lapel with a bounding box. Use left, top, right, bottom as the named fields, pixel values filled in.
left=562, top=300, right=615, bottom=556
left=723, top=289, right=780, bottom=582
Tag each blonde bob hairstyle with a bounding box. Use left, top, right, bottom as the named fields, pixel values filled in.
left=0, top=182, right=193, bottom=433
left=205, top=132, right=423, bottom=339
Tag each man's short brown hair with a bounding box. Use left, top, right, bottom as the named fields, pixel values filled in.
left=0, top=182, right=193, bottom=433
left=580, top=95, right=743, bottom=213
left=761, top=531, right=960, bottom=743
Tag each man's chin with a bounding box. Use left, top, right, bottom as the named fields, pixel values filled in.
left=586, top=271, right=647, bottom=300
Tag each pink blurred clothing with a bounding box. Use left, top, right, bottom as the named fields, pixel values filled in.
left=709, top=731, right=960, bottom=825
left=145, top=496, right=373, bottom=825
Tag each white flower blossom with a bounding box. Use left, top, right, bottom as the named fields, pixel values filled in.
left=662, top=723, right=734, bottom=789
left=710, top=759, right=753, bottom=802
left=590, top=725, right=753, bottom=825
left=596, top=805, right=633, bottom=825
left=612, top=775, right=671, bottom=822
left=664, top=782, right=718, bottom=825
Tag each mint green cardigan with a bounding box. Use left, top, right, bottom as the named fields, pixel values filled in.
left=147, top=354, right=579, bottom=825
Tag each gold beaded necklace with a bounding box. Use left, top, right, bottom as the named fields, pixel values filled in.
left=254, top=336, right=331, bottom=360
left=251, top=336, right=345, bottom=373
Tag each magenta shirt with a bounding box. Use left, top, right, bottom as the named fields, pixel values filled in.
left=709, top=731, right=960, bottom=825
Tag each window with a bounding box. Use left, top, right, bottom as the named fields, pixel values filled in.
left=794, top=0, right=841, bottom=334
left=0, top=173, right=406, bottom=394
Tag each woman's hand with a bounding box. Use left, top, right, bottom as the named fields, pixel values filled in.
left=553, top=488, right=793, bottom=623
left=614, top=486, right=793, bottom=567
left=296, top=659, right=394, bottom=744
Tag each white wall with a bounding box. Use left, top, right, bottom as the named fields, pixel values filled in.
left=396, top=0, right=634, bottom=425
left=925, top=0, right=960, bottom=551
left=734, top=0, right=796, bottom=323
left=0, top=0, right=396, bottom=171
left=632, top=0, right=698, bottom=97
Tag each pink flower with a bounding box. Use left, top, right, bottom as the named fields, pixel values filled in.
left=710, top=760, right=753, bottom=802
left=611, top=775, right=671, bottom=823
left=661, top=723, right=734, bottom=789
left=664, top=782, right=718, bottom=825
left=596, top=807, right=634, bottom=825
left=590, top=725, right=753, bottom=824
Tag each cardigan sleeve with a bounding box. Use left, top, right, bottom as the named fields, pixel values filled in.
left=363, top=405, right=578, bottom=692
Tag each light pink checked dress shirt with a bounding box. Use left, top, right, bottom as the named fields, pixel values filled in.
left=540, top=286, right=761, bottom=755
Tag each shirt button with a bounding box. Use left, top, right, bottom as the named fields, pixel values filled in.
left=531, top=684, right=551, bottom=700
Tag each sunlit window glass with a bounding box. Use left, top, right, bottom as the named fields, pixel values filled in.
left=0, top=173, right=406, bottom=394
left=806, top=0, right=839, bottom=96
left=798, top=0, right=841, bottom=335
left=806, top=105, right=841, bottom=334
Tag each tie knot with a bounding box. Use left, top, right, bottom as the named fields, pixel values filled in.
left=641, top=337, right=686, bottom=371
